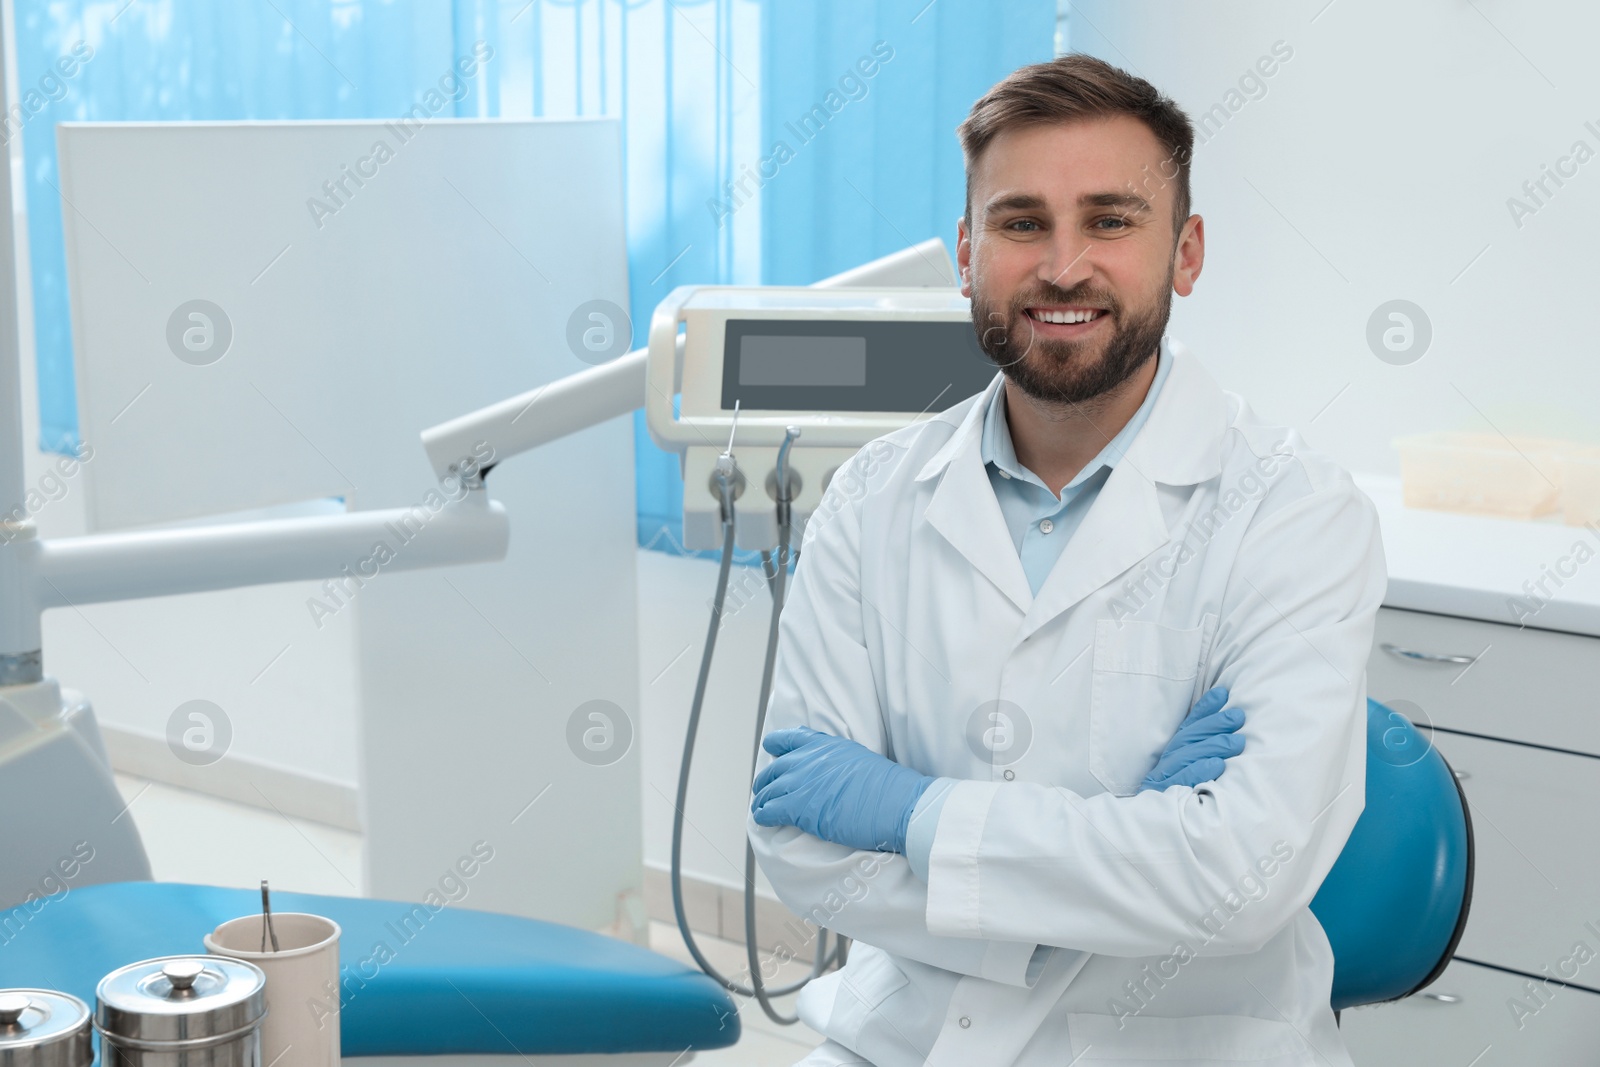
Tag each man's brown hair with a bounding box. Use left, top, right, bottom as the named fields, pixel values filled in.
left=957, top=53, right=1196, bottom=240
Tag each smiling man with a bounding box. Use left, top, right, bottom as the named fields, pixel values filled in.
left=749, top=54, right=1386, bottom=1067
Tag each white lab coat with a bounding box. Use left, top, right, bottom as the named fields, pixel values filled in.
left=748, top=338, right=1387, bottom=1067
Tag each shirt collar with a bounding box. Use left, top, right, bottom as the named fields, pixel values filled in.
left=914, top=334, right=1228, bottom=488
left=979, top=338, right=1174, bottom=495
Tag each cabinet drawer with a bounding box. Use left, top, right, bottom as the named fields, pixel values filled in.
left=1341, top=959, right=1600, bottom=1066
left=1427, top=731, right=1600, bottom=978
left=1370, top=607, right=1600, bottom=755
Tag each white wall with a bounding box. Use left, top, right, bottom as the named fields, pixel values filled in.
left=1071, top=0, right=1600, bottom=469
left=14, top=190, right=364, bottom=829
left=40, top=530, right=365, bottom=824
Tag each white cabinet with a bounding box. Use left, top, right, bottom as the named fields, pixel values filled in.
left=1369, top=608, right=1600, bottom=755
left=1351, top=607, right=1600, bottom=1063
left=1426, top=731, right=1600, bottom=978
left=1342, top=959, right=1600, bottom=1065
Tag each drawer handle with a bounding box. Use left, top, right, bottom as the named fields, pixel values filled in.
left=1381, top=642, right=1476, bottom=665
left=1422, top=992, right=1462, bottom=1004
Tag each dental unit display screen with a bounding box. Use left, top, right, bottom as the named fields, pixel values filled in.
left=739, top=335, right=868, bottom=388
left=721, top=318, right=998, bottom=413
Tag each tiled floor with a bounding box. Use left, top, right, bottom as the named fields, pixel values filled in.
left=114, top=773, right=827, bottom=1065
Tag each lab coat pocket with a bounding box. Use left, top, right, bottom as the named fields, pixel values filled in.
left=1089, top=615, right=1218, bottom=797
left=825, top=944, right=910, bottom=1046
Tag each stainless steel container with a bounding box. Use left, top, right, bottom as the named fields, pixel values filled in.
left=0, top=989, right=93, bottom=1067
left=94, top=957, right=267, bottom=1067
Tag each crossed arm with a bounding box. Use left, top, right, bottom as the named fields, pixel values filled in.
left=750, top=685, right=1244, bottom=857
left=746, top=470, right=1385, bottom=981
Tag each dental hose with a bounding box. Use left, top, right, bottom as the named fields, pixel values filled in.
left=742, top=427, right=848, bottom=1024
left=669, top=430, right=840, bottom=1021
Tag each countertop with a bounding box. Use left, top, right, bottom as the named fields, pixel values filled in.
left=1352, top=472, right=1600, bottom=638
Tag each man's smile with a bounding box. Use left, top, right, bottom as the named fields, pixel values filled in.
left=1023, top=305, right=1110, bottom=337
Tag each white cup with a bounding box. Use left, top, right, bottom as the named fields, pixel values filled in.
left=204, top=912, right=342, bottom=1067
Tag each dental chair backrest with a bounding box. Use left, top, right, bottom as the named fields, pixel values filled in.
left=1309, top=698, right=1475, bottom=1011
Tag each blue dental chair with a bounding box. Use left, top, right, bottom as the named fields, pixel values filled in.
left=1309, top=697, right=1475, bottom=1011
left=0, top=882, right=739, bottom=1060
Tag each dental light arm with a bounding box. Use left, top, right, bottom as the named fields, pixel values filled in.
left=33, top=497, right=506, bottom=607
left=0, top=496, right=507, bottom=679
left=420, top=348, right=656, bottom=487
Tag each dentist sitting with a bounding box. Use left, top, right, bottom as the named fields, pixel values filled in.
left=749, top=53, right=1386, bottom=1067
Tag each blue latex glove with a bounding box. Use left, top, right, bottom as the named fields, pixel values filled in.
left=1140, top=685, right=1245, bottom=792
left=751, top=726, right=934, bottom=853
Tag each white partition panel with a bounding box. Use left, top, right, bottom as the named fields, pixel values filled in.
left=58, top=120, right=641, bottom=929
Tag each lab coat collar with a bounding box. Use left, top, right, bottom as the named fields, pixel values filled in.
left=918, top=380, right=1034, bottom=611
left=915, top=336, right=1229, bottom=623
left=1117, top=336, right=1228, bottom=486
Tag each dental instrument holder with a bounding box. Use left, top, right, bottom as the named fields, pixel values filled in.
left=643, top=284, right=977, bottom=553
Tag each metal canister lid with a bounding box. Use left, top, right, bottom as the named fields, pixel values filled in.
left=0, top=989, right=93, bottom=1067
left=94, top=956, right=266, bottom=1049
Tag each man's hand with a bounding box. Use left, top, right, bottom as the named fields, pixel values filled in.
left=751, top=726, right=934, bottom=853
left=752, top=689, right=1241, bottom=851
left=1139, top=685, right=1245, bottom=792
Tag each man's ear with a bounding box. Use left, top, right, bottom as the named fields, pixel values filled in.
left=1172, top=213, right=1204, bottom=297
left=956, top=215, right=973, bottom=296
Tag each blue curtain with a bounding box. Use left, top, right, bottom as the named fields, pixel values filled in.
left=759, top=2, right=1054, bottom=284
left=12, top=1, right=490, bottom=454
left=10, top=0, right=1053, bottom=550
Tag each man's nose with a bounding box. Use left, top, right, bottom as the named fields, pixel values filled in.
left=1037, top=236, right=1094, bottom=293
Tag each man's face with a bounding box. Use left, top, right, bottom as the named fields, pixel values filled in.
left=957, top=115, right=1201, bottom=406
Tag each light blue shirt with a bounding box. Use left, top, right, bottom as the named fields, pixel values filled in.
left=980, top=341, right=1173, bottom=598
left=904, top=341, right=1172, bottom=970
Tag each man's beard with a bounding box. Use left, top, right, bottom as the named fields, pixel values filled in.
left=970, top=267, right=1173, bottom=407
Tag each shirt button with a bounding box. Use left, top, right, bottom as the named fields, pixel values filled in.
left=1039, top=518, right=1054, bottom=534
left=959, top=1016, right=972, bottom=1029
left=1003, top=769, right=1015, bottom=781
left=999, top=470, right=1012, bottom=479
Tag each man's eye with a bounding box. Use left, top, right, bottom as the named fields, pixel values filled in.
left=1007, top=219, right=1041, bottom=232
left=1094, top=216, right=1130, bottom=231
